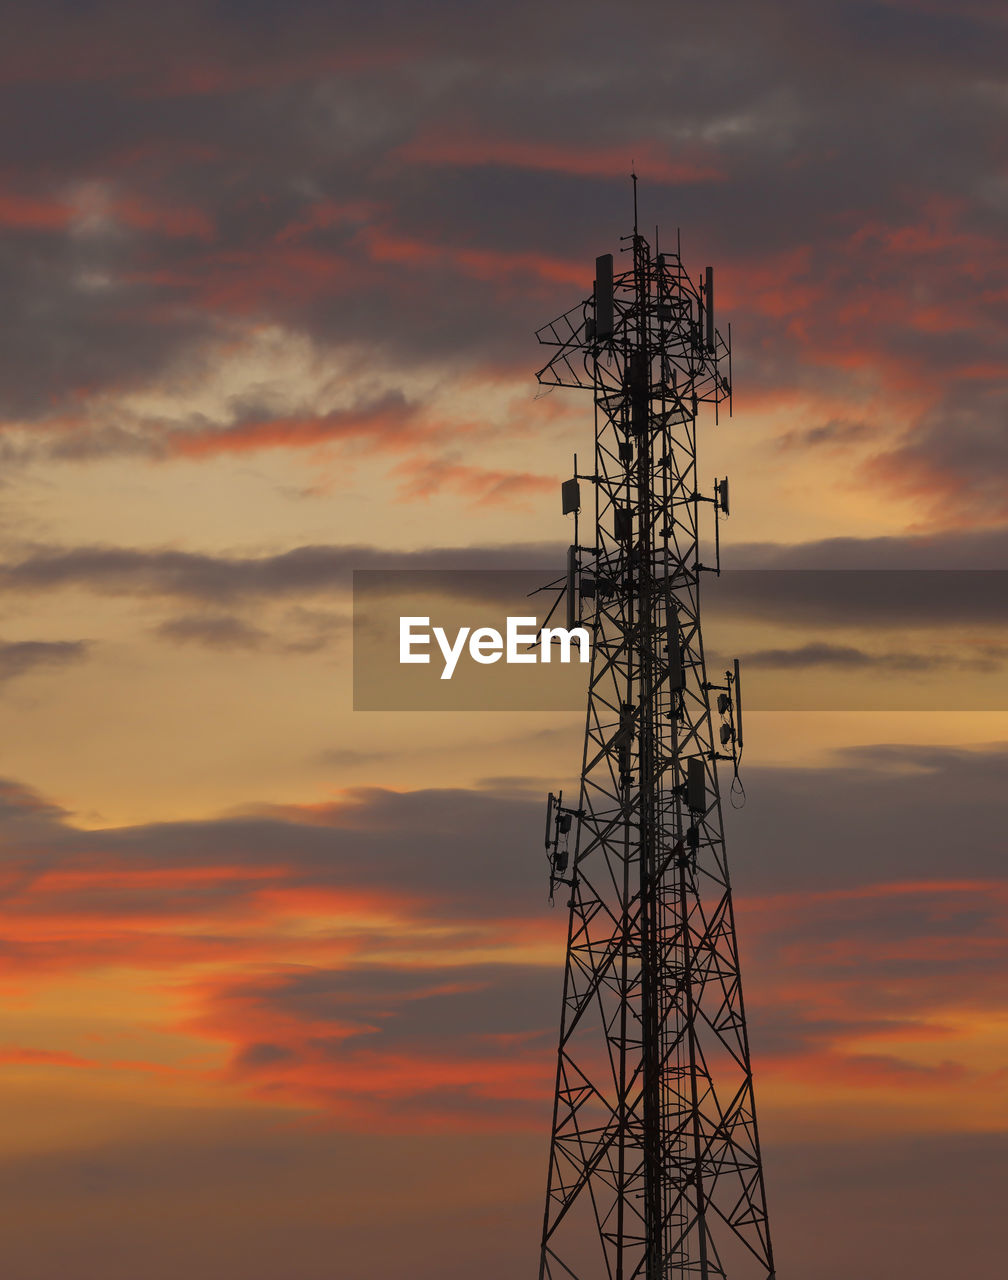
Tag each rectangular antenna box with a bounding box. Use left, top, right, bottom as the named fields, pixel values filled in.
left=561, top=478, right=580, bottom=514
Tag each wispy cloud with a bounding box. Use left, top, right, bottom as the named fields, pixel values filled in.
left=0, top=639, right=89, bottom=683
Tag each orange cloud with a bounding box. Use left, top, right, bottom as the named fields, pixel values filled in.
left=396, top=134, right=725, bottom=185
left=276, top=199, right=376, bottom=242
left=112, top=194, right=214, bottom=240
left=391, top=455, right=555, bottom=505
left=0, top=187, right=213, bottom=240
left=359, top=225, right=586, bottom=288
left=0, top=191, right=73, bottom=230
left=0, top=780, right=1004, bottom=1135
left=180, top=968, right=555, bottom=1133
left=167, top=400, right=424, bottom=459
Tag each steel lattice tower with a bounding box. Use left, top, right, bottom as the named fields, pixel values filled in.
left=536, top=207, right=775, bottom=1280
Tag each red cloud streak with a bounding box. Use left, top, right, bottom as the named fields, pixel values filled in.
left=0, top=813, right=1004, bottom=1134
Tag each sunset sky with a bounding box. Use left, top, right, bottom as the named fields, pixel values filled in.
left=0, top=2, right=1006, bottom=1276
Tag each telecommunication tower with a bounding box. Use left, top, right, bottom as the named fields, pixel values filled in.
left=535, top=193, right=776, bottom=1280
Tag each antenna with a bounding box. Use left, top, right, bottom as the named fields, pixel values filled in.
left=631, top=168, right=639, bottom=238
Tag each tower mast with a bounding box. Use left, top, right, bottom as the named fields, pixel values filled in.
left=536, top=206, right=774, bottom=1280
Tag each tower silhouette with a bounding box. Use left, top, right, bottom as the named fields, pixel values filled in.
left=536, top=207, right=775, bottom=1280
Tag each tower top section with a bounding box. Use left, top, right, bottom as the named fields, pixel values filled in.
left=535, top=230, right=732, bottom=420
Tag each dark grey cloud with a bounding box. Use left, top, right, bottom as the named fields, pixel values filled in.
left=3, top=526, right=1006, bottom=585
left=359, top=564, right=1008, bottom=634
left=725, top=742, right=1008, bottom=895
left=154, top=606, right=350, bottom=656
left=0, top=218, right=220, bottom=421
left=729, top=526, right=1008, bottom=568
left=0, top=638, right=89, bottom=682
left=709, top=568, right=1008, bottom=629
left=0, top=542, right=558, bottom=601
left=870, top=377, right=1008, bottom=521
left=224, top=962, right=556, bottom=1064
left=1, top=740, right=1005, bottom=920
left=0, top=778, right=68, bottom=833
left=742, top=641, right=1008, bottom=673
left=155, top=614, right=267, bottom=650
left=776, top=418, right=872, bottom=450
left=0, top=777, right=553, bottom=924
left=3, top=538, right=1008, bottom=658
